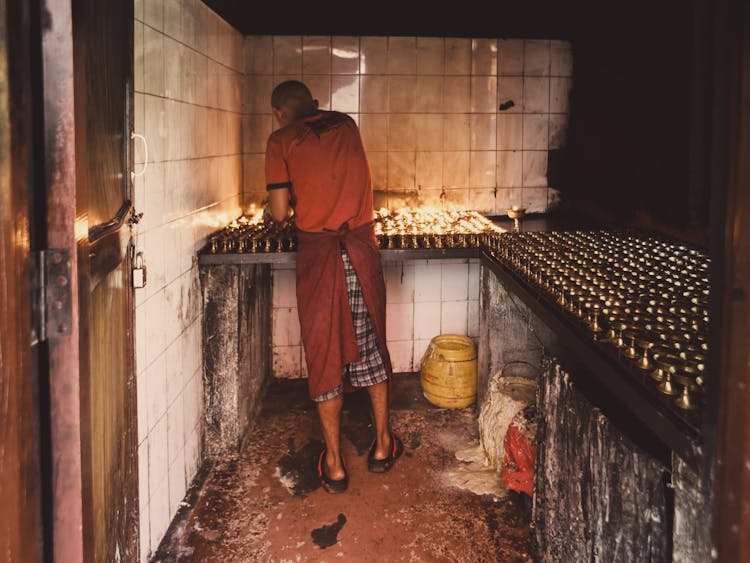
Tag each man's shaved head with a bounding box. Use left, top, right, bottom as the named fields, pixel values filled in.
left=271, top=80, right=314, bottom=110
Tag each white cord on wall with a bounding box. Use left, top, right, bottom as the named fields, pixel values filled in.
left=131, top=132, right=148, bottom=182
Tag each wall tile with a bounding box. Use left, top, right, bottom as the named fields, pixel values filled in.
left=272, top=269, right=297, bottom=308
left=273, top=36, right=302, bottom=74
left=495, top=187, right=524, bottom=214
left=245, top=35, right=273, bottom=74
left=496, top=114, right=523, bottom=150
left=497, top=76, right=523, bottom=113
left=468, top=188, right=496, bottom=214
left=138, top=442, right=150, bottom=559
left=414, top=115, right=443, bottom=152
left=135, top=22, right=145, bottom=94
left=443, top=77, right=470, bottom=113
left=443, top=114, right=470, bottom=151
left=273, top=345, right=301, bottom=377
left=550, top=40, right=573, bottom=77
left=359, top=114, right=388, bottom=152
left=414, top=262, right=441, bottom=302
left=273, top=307, right=301, bottom=347
left=443, top=151, right=470, bottom=188
left=417, top=37, right=444, bottom=75
left=469, top=151, right=496, bottom=188
left=360, top=36, right=388, bottom=75
left=386, top=302, right=414, bottom=341
left=468, top=260, right=480, bottom=299
left=360, top=75, right=389, bottom=112
left=244, top=114, right=273, bottom=154
left=143, top=0, right=164, bottom=31
left=413, top=338, right=432, bottom=370
left=168, top=448, right=186, bottom=517
left=522, top=115, right=549, bottom=150
left=441, top=262, right=469, bottom=301
left=385, top=263, right=415, bottom=303
left=523, top=77, right=549, bottom=113
left=524, top=40, right=550, bottom=76
left=332, top=36, right=359, bottom=74
left=522, top=150, right=548, bottom=187
left=386, top=340, right=413, bottom=373
left=413, top=301, right=441, bottom=341
left=248, top=75, right=274, bottom=114
left=143, top=27, right=165, bottom=96
left=331, top=74, right=359, bottom=113
left=163, top=0, right=181, bottom=42
left=302, top=36, right=331, bottom=75
left=387, top=151, right=416, bottom=190
left=415, top=151, right=443, bottom=189
left=497, top=151, right=523, bottom=188
left=549, top=114, right=568, bottom=149
left=148, top=412, right=169, bottom=495
left=145, top=354, right=167, bottom=431
left=441, top=301, right=468, bottom=335
left=415, top=75, right=443, bottom=113
left=387, top=37, right=417, bottom=74
left=167, top=394, right=185, bottom=465
left=468, top=299, right=480, bottom=338
left=368, top=151, right=388, bottom=189
left=471, top=76, right=497, bottom=113
left=387, top=115, right=415, bottom=151
left=135, top=0, right=144, bottom=22
left=445, top=38, right=471, bottom=75
left=523, top=186, right=549, bottom=213
left=389, top=76, right=417, bottom=112
left=498, top=39, right=524, bottom=76
left=149, top=479, right=170, bottom=553
left=550, top=77, right=572, bottom=114
left=470, top=114, right=497, bottom=151
left=472, top=38, right=498, bottom=75
left=302, top=75, right=331, bottom=110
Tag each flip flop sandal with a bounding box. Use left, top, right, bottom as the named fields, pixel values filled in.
left=367, top=433, right=404, bottom=473
left=317, top=449, right=349, bottom=494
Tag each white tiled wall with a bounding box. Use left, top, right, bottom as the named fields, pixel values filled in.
left=271, top=259, right=480, bottom=378
left=134, top=0, right=243, bottom=560
left=243, top=36, right=572, bottom=214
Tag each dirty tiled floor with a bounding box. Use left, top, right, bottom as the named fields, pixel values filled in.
left=154, top=375, right=532, bottom=562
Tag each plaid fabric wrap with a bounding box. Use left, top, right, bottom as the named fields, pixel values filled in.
left=313, top=249, right=389, bottom=402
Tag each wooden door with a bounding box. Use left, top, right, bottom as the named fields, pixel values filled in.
left=71, top=0, right=138, bottom=560
left=0, top=0, right=43, bottom=560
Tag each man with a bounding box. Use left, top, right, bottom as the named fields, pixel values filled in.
left=265, top=80, right=403, bottom=493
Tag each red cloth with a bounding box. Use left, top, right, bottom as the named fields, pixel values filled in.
left=501, top=420, right=537, bottom=497
left=296, top=222, right=392, bottom=400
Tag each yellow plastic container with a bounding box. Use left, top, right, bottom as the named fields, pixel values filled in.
left=420, top=334, right=477, bottom=408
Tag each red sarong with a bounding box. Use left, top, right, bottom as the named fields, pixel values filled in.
left=295, top=221, right=393, bottom=400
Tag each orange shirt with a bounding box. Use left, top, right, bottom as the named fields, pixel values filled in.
left=265, top=111, right=374, bottom=233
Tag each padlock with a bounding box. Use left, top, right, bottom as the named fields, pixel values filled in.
left=133, top=251, right=147, bottom=289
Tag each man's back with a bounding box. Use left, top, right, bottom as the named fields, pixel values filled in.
left=265, top=110, right=373, bottom=233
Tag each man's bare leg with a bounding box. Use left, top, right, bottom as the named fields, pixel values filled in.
left=317, top=395, right=346, bottom=479
left=366, top=380, right=392, bottom=459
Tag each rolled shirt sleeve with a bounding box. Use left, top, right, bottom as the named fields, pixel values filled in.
left=265, top=135, right=292, bottom=191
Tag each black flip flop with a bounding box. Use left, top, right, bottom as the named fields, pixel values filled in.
left=317, top=449, right=349, bottom=493
left=367, top=433, right=404, bottom=473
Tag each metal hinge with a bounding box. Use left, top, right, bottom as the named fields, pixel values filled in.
left=30, top=249, right=72, bottom=346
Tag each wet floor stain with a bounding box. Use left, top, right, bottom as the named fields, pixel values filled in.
left=275, top=436, right=324, bottom=496
left=311, top=513, right=347, bottom=549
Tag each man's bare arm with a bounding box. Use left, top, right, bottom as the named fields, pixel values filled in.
left=269, top=187, right=290, bottom=223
